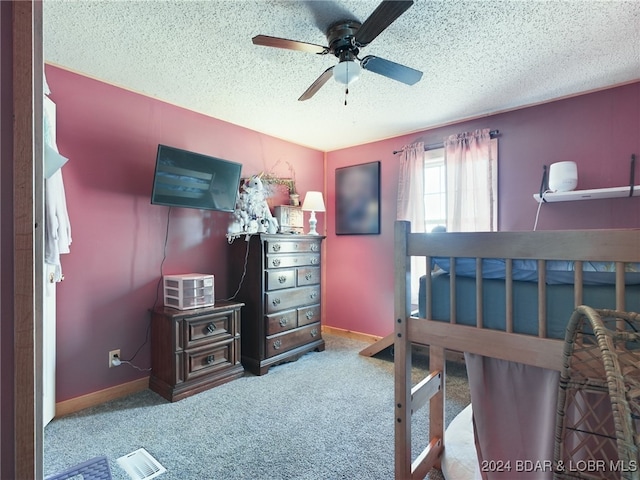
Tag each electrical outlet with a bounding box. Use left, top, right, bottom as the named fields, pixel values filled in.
left=109, top=349, right=121, bottom=368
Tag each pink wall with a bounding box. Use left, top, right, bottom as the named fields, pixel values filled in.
left=48, top=62, right=639, bottom=398
left=46, top=65, right=324, bottom=401
left=324, top=82, right=640, bottom=338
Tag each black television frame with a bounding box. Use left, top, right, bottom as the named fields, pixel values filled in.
left=150, top=144, right=242, bottom=213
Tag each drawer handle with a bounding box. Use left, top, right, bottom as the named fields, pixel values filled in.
left=279, top=317, right=288, bottom=327
left=310, top=292, right=318, bottom=300
left=272, top=259, right=281, bottom=267
left=305, top=310, right=314, bottom=320
left=310, top=257, right=319, bottom=265
left=294, top=243, right=299, bottom=249
left=310, top=328, right=318, bottom=338
left=272, top=244, right=281, bottom=252
left=272, top=298, right=281, bottom=306
left=206, top=354, right=215, bottom=365
left=278, top=275, right=287, bottom=284
left=206, top=322, right=215, bottom=334
left=311, top=244, right=319, bottom=252
left=273, top=339, right=282, bottom=350
left=305, top=273, right=312, bottom=281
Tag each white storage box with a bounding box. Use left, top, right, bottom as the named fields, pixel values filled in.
left=163, top=273, right=214, bottom=310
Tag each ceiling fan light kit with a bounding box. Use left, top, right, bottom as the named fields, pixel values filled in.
left=252, top=0, right=422, bottom=101
left=333, top=60, right=361, bottom=85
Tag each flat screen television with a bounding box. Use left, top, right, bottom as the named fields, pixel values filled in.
left=150, top=144, right=242, bottom=212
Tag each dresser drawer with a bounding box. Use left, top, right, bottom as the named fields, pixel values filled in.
left=265, top=269, right=296, bottom=291
left=265, top=309, right=297, bottom=335
left=297, top=267, right=320, bottom=286
left=265, top=323, right=321, bottom=358
left=265, top=239, right=321, bottom=254
left=266, top=253, right=320, bottom=269
left=183, top=310, right=235, bottom=349
left=298, top=305, right=320, bottom=327
left=265, top=286, right=321, bottom=313
left=184, top=338, right=236, bottom=381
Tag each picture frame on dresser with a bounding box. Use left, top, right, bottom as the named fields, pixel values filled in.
left=335, top=161, right=381, bottom=235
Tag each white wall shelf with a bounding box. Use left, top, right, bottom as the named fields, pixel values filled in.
left=533, top=185, right=640, bottom=203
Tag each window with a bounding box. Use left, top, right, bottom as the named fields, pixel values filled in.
left=421, top=138, right=498, bottom=233
left=423, top=148, right=446, bottom=232
left=397, top=133, right=497, bottom=307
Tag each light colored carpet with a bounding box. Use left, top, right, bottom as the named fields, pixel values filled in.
left=44, top=334, right=469, bottom=479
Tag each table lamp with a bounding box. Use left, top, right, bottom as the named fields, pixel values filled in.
left=301, top=191, right=325, bottom=235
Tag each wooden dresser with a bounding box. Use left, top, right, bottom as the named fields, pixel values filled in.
left=149, top=301, right=244, bottom=402
left=229, top=234, right=325, bottom=375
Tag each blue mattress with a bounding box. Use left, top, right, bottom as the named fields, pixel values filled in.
left=418, top=272, right=640, bottom=340
left=430, top=257, right=640, bottom=285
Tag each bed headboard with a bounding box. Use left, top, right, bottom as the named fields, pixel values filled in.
left=397, top=221, right=640, bottom=368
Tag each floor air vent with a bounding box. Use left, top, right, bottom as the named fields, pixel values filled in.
left=116, top=448, right=166, bottom=480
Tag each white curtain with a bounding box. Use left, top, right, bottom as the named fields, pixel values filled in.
left=444, top=128, right=497, bottom=232
left=397, top=141, right=425, bottom=230
left=397, top=142, right=425, bottom=306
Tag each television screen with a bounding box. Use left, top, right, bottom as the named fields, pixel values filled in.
left=150, top=144, right=242, bottom=212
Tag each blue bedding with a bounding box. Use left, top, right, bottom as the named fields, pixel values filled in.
left=431, top=258, right=640, bottom=285
left=419, top=272, right=640, bottom=340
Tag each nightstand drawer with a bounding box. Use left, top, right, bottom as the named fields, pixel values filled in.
left=265, top=286, right=321, bottom=313
left=185, top=339, right=236, bottom=381
left=265, top=310, right=297, bottom=335
left=265, top=323, right=321, bottom=358
left=298, top=305, right=320, bottom=327
left=266, top=253, right=320, bottom=269
left=265, top=240, right=321, bottom=254
left=297, top=267, right=320, bottom=286
left=265, top=269, right=296, bottom=291
left=183, top=311, right=235, bottom=349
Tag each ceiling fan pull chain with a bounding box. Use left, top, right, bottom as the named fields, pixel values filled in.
left=344, top=60, right=350, bottom=105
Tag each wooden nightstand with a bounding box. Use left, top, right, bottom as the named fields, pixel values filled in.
left=149, top=301, right=244, bottom=402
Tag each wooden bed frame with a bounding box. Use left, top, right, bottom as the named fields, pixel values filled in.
left=391, top=220, right=640, bottom=479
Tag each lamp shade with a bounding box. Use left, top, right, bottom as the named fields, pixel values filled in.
left=302, top=191, right=326, bottom=212
left=333, top=60, right=361, bottom=85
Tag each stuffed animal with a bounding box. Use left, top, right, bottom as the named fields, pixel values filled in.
left=246, top=219, right=259, bottom=234
left=266, top=216, right=279, bottom=234
left=227, top=174, right=277, bottom=241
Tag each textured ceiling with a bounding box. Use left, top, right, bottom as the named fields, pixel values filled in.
left=43, top=0, right=640, bottom=151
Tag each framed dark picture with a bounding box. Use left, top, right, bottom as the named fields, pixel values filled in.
left=335, top=161, right=381, bottom=235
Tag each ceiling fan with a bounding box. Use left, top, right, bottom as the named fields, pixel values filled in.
left=252, top=0, right=423, bottom=102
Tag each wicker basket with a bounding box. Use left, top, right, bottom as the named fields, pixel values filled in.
left=554, top=306, right=640, bottom=480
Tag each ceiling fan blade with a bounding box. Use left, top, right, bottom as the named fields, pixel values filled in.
left=252, top=35, right=328, bottom=54
left=361, top=55, right=423, bottom=85
left=298, top=67, right=335, bottom=101
left=354, top=1, right=414, bottom=47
